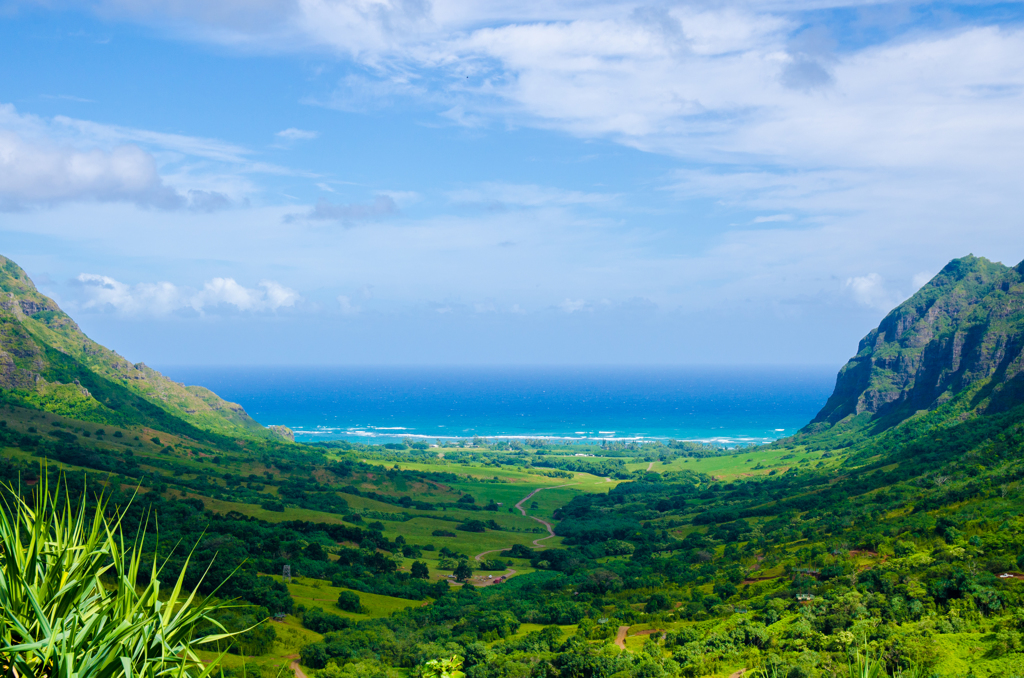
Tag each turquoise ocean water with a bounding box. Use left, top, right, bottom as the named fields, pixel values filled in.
left=158, top=366, right=838, bottom=445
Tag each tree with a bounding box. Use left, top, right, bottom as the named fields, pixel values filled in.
left=645, top=592, right=672, bottom=613
left=300, top=642, right=330, bottom=669
left=305, top=543, right=329, bottom=561
left=411, top=561, right=430, bottom=579
left=337, top=590, right=365, bottom=613
left=454, top=561, right=473, bottom=582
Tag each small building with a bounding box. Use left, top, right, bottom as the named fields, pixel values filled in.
left=796, top=593, right=815, bottom=601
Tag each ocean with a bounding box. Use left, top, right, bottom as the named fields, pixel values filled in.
left=158, top=366, right=838, bottom=446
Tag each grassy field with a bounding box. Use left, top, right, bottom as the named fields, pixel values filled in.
left=637, top=445, right=844, bottom=480
left=271, top=575, right=425, bottom=619
left=1, top=400, right=850, bottom=676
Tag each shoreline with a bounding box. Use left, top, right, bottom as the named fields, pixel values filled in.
left=283, top=426, right=792, bottom=446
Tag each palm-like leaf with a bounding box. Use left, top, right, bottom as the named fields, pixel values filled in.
left=0, top=474, right=242, bottom=678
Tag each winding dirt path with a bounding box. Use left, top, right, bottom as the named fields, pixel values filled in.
left=470, top=483, right=578, bottom=567
left=474, top=548, right=506, bottom=562
left=290, top=660, right=308, bottom=678
left=614, top=625, right=629, bottom=649
left=514, top=483, right=576, bottom=547
left=728, top=670, right=747, bottom=678
left=646, top=461, right=655, bottom=471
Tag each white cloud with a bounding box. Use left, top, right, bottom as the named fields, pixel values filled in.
left=52, top=114, right=250, bottom=163
left=844, top=273, right=900, bottom=311
left=0, top=102, right=311, bottom=210
left=276, top=127, right=319, bottom=140
left=25, top=4, right=1024, bottom=234
left=560, top=298, right=587, bottom=313
left=447, top=182, right=614, bottom=209
left=338, top=294, right=360, bottom=314
left=289, top=194, right=398, bottom=224
left=76, top=273, right=300, bottom=315
left=46, top=2, right=1024, bottom=177
left=0, top=125, right=182, bottom=209
left=75, top=275, right=183, bottom=315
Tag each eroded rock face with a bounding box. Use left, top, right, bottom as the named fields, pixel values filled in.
left=19, top=300, right=53, bottom=316
left=811, top=255, right=1024, bottom=431
left=0, top=349, right=38, bottom=390
left=268, top=425, right=296, bottom=442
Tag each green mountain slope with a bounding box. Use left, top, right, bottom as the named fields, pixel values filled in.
left=0, top=254, right=268, bottom=439
left=801, top=255, right=1024, bottom=447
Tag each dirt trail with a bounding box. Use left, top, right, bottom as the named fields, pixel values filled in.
left=646, top=461, right=655, bottom=472
left=614, top=625, right=629, bottom=649
left=471, top=483, right=577, bottom=566
left=514, top=483, right=576, bottom=547
left=290, top=661, right=308, bottom=678
left=474, top=548, right=506, bottom=562
left=727, top=670, right=747, bottom=678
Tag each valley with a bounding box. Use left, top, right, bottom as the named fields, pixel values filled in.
left=3, top=253, right=1024, bottom=677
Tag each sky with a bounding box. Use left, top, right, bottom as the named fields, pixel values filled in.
left=1, top=0, right=1023, bottom=367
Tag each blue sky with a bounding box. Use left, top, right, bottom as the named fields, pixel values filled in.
left=1, top=0, right=1023, bottom=366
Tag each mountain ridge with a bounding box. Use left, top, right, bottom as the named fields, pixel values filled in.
left=0, top=255, right=270, bottom=439
left=802, top=254, right=1024, bottom=446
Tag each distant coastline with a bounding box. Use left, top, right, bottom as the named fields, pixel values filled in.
left=159, top=365, right=837, bottom=446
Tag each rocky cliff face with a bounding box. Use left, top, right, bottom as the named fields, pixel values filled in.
left=807, top=255, right=1024, bottom=434
left=0, top=254, right=267, bottom=437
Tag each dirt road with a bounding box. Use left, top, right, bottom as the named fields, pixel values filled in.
left=614, top=625, right=629, bottom=649
left=513, top=483, right=576, bottom=547
left=471, top=483, right=577, bottom=566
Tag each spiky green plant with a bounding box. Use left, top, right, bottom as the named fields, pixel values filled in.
left=847, top=653, right=885, bottom=678
left=0, top=474, right=242, bottom=678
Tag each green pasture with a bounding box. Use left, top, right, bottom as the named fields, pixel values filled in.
left=647, top=445, right=843, bottom=480
left=195, top=616, right=319, bottom=674
left=379, top=515, right=552, bottom=556
left=185, top=495, right=356, bottom=526
left=270, top=574, right=425, bottom=619
left=510, top=622, right=578, bottom=641
left=184, top=493, right=554, bottom=558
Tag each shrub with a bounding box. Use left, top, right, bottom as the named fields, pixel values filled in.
left=303, top=607, right=351, bottom=633
left=337, top=590, right=366, bottom=613
left=301, top=642, right=330, bottom=669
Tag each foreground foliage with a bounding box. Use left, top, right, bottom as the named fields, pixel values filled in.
left=0, top=474, right=242, bottom=678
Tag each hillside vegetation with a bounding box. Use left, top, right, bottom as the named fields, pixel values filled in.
left=1, top=254, right=1024, bottom=678
left=0, top=255, right=268, bottom=438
